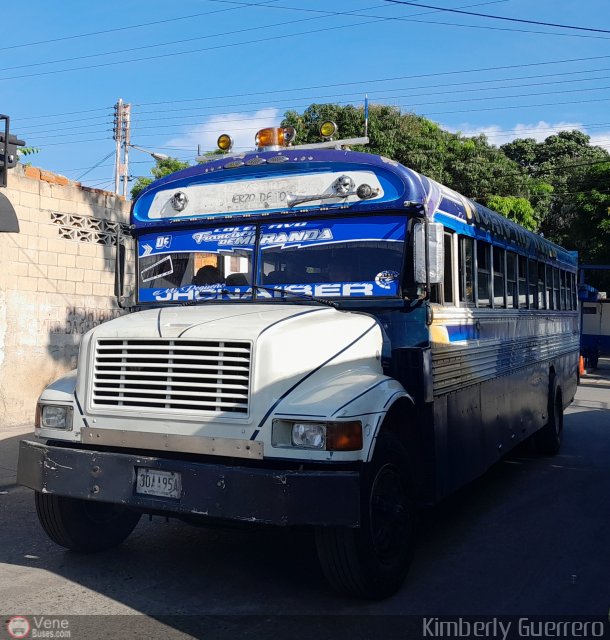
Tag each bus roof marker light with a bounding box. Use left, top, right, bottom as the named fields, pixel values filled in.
left=255, top=127, right=296, bottom=151
left=217, top=134, right=233, bottom=152
left=320, top=121, right=337, bottom=140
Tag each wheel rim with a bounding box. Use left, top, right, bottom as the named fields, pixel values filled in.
left=369, top=463, right=411, bottom=564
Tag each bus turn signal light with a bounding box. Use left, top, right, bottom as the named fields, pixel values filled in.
left=326, top=421, right=363, bottom=451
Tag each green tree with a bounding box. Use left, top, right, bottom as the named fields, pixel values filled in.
left=131, top=157, right=190, bottom=199
left=501, top=131, right=610, bottom=243
left=486, top=195, right=539, bottom=231
left=282, top=103, right=537, bottom=220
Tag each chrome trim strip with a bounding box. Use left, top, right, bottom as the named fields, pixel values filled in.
left=81, top=427, right=264, bottom=460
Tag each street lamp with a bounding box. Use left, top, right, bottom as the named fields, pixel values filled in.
left=128, top=144, right=169, bottom=162
left=118, top=144, right=170, bottom=197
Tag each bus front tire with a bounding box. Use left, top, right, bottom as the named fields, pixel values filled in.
left=35, top=492, right=141, bottom=552
left=535, top=377, right=564, bottom=456
left=315, top=434, right=415, bottom=600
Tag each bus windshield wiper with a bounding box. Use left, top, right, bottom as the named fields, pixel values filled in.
left=251, top=284, right=339, bottom=309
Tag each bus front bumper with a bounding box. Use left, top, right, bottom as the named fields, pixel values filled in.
left=17, top=440, right=361, bottom=527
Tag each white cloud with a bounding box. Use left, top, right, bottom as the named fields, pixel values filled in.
left=165, top=108, right=281, bottom=154
left=588, top=132, right=610, bottom=151
left=443, top=120, right=589, bottom=145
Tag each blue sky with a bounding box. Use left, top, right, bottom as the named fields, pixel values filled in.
left=4, top=0, right=610, bottom=195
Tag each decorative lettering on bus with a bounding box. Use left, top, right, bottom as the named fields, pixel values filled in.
left=231, top=191, right=288, bottom=205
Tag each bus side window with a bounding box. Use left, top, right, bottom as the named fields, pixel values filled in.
left=546, top=264, right=554, bottom=309
left=493, top=246, right=506, bottom=308
left=528, top=259, right=538, bottom=309
left=459, top=236, right=474, bottom=306
left=476, top=241, right=491, bottom=308
left=553, top=268, right=560, bottom=309
left=571, top=273, right=577, bottom=309
left=537, top=261, right=546, bottom=309
left=443, top=231, right=454, bottom=304
left=560, top=270, right=567, bottom=310
left=506, top=252, right=517, bottom=309
left=518, top=255, right=528, bottom=308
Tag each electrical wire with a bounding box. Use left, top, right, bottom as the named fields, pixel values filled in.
left=4, top=0, right=283, bottom=51
left=13, top=53, right=610, bottom=128
left=3, top=3, right=609, bottom=82
left=382, top=0, right=610, bottom=35
left=75, top=151, right=116, bottom=181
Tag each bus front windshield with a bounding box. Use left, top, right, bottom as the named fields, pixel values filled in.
left=137, top=215, right=405, bottom=304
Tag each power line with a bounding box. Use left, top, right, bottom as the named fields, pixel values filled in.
left=382, top=0, right=610, bottom=35
left=13, top=53, right=610, bottom=127
left=4, top=0, right=283, bottom=51
left=75, top=151, right=115, bottom=181
left=18, top=67, right=610, bottom=139
left=3, top=3, right=609, bottom=83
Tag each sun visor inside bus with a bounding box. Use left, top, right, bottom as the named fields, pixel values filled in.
left=0, top=192, right=19, bottom=233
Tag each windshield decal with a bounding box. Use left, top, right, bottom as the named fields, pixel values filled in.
left=375, top=270, right=400, bottom=290
left=141, top=255, right=174, bottom=283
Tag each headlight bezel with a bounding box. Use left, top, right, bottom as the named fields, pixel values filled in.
left=36, top=404, right=74, bottom=431
left=272, top=419, right=363, bottom=451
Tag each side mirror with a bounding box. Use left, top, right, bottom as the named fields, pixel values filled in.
left=115, top=228, right=136, bottom=309
left=414, top=222, right=444, bottom=285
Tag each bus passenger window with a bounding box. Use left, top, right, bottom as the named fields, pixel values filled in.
left=443, top=232, right=454, bottom=304
left=545, top=265, right=554, bottom=309
left=518, top=255, right=528, bottom=308
left=537, top=262, right=546, bottom=309
left=553, top=268, right=560, bottom=309
left=560, top=270, right=567, bottom=310
left=459, top=237, right=474, bottom=305
left=528, top=259, right=538, bottom=309
left=476, top=241, right=491, bottom=308
left=506, top=252, right=517, bottom=308
left=493, top=247, right=506, bottom=308
left=570, top=273, right=577, bottom=309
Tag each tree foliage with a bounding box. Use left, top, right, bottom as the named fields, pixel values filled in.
left=283, top=104, right=545, bottom=227
left=131, top=157, right=190, bottom=200
left=131, top=103, right=610, bottom=289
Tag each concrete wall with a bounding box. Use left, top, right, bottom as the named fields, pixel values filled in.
left=0, top=165, right=130, bottom=426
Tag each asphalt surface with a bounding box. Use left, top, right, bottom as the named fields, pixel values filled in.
left=1, top=362, right=609, bottom=639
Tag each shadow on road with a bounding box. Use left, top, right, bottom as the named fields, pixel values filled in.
left=1, top=402, right=609, bottom=635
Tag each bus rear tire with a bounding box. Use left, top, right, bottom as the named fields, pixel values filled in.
left=534, top=377, right=563, bottom=456
left=35, top=492, right=141, bottom=552
left=315, top=434, right=415, bottom=599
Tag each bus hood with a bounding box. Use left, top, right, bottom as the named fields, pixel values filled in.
left=75, top=304, right=388, bottom=445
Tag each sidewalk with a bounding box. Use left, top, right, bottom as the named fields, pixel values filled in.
left=0, top=424, right=34, bottom=488
left=574, top=357, right=610, bottom=411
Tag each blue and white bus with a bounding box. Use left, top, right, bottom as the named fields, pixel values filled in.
left=18, top=123, right=579, bottom=599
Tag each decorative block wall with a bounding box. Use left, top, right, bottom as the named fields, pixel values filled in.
left=0, top=165, right=131, bottom=426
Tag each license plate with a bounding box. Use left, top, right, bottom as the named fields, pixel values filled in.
left=135, top=467, right=182, bottom=499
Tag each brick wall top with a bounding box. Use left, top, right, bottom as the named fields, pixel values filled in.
left=16, top=164, right=126, bottom=198
left=9, top=164, right=130, bottom=217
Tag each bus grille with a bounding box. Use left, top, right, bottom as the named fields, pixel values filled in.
left=91, top=339, right=251, bottom=415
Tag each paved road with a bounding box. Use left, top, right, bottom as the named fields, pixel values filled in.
left=1, top=364, right=609, bottom=638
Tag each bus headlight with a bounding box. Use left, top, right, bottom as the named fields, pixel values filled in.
left=292, top=423, right=326, bottom=449
left=272, top=420, right=363, bottom=451
left=36, top=404, right=73, bottom=430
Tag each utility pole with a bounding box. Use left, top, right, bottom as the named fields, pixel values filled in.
left=113, top=98, right=132, bottom=196
left=113, top=98, right=124, bottom=195
left=122, top=103, right=131, bottom=198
